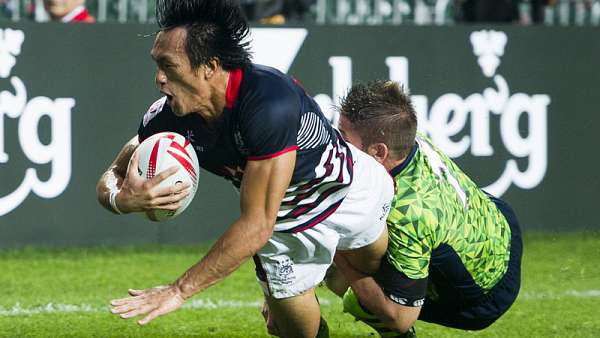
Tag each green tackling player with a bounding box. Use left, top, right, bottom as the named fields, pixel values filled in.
left=330, top=80, right=523, bottom=337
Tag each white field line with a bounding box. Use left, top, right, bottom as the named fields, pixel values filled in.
left=520, top=289, right=600, bottom=300
left=1, top=291, right=599, bottom=317
left=0, top=298, right=330, bottom=317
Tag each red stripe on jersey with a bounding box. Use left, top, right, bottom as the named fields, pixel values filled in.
left=148, top=139, right=161, bottom=179
left=167, top=150, right=198, bottom=184
left=279, top=183, right=346, bottom=220
left=292, top=206, right=308, bottom=218
left=225, top=68, right=243, bottom=109
left=288, top=200, right=343, bottom=233
left=247, top=145, right=298, bottom=161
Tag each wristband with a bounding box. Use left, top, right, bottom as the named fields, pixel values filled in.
left=109, top=190, right=123, bottom=214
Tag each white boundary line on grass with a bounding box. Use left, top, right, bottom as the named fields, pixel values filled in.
left=1, top=291, right=598, bottom=317
left=520, top=289, right=600, bottom=299
left=0, top=298, right=331, bottom=317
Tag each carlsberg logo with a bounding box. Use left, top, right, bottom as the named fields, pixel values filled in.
left=314, top=30, right=550, bottom=197
left=0, top=29, right=75, bottom=216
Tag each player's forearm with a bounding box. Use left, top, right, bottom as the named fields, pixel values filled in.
left=97, top=136, right=138, bottom=213
left=351, top=277, right=416, bottom=333
left=351, top=277, right=397, bottom=323
left=96, top=168, right=124, bottom=214
left=335, top=254, right=410, bottom=330
left=174, top=216, right=273, bottom=299
left=173, top=153, right=292, bottom=298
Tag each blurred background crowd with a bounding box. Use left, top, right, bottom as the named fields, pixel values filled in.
left=0, top=0, right=599, bottom=25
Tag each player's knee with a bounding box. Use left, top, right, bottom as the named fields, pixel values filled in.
left=324, top=265, right=348, bottom=298
left=266, top=290, right=323, bottom=338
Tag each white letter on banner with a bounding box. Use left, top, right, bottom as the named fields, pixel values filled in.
left=0, top=76, right=27, bottom=162
left=18, top=97, right=74, bottom=198
left=500, top=93, right=550, bottom=189
left=314, top=56, right=352, bottom=126
left=428, top=93, right=470, bottom=158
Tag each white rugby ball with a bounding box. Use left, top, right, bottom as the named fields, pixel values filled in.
left=136, top=132, right=199, bottom=221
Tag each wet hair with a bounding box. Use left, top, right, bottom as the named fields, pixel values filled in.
left=156, top=0, right=251, bottom=70
left=339, top=80, right=417, bottom=160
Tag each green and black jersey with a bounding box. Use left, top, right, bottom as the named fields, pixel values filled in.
left=386, top=135, right=511, bottom=292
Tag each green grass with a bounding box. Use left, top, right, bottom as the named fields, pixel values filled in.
left=1, top=232, right=599, bottom=337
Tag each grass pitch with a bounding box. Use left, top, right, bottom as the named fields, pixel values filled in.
left=1, top=232, right=599, bottom=338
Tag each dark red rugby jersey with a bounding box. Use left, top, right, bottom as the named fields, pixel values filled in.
left=138, top=64, right=354, bottom=232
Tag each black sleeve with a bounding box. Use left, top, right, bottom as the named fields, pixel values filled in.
left=239, top=85, right=300, bottom=160
left=374, top=255, right=428, bottom=307
left=137, top=96, right=175, bottom=142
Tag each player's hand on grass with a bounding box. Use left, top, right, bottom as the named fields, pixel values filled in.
left=110, top=284, right=186, bottom=325
left=116, top=150, right=191, bottom=213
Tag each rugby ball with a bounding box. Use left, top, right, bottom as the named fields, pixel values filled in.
left=136, top=132, right=199, bottom=221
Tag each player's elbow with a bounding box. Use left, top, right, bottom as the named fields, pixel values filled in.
left=262, top=215, right=277, bottom=238
left=386, top=318, right=415, bottom=335
left=380, top=306, right=418, bottom=334
left=257, top=220, right=275, bottom=243
left=245, top=214, right=276, bottom=247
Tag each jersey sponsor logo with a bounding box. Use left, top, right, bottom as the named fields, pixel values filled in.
left=380, top=202, right=391, bottom=221
left=184, top=130, right=205, bottom=153
left=274, top=258, right=296, bottom=286
left=310, top=30, right=550, bottom=197
left=233, top=130, right=249, bottom=156
left=388, top=294, right=408, bottom=305
left=142, top=97, right=166, bottom=127
left=0, top=29, right=75, bottom=216
left=388, top=294, right=425, bottom=307
left=412, top=298, right=425, bottom=307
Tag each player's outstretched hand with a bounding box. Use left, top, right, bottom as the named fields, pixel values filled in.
left=116, top=150, right=191, bottom=213
left=110, top=284, right=185, bottom=325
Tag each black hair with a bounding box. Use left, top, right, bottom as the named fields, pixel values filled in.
left=156, top=0, right=252, bottom=70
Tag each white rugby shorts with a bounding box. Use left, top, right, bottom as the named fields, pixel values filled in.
left=254, top=144, right=394, bottom=299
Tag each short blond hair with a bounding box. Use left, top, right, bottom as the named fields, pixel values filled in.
left=339, top=80, right=417, bottom=160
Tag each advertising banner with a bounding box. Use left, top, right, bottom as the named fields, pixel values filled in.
left=0, top=23, right=598, bottom=247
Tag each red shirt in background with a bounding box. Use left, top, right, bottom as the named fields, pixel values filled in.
left=61, top=5, right=95, bottom=23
